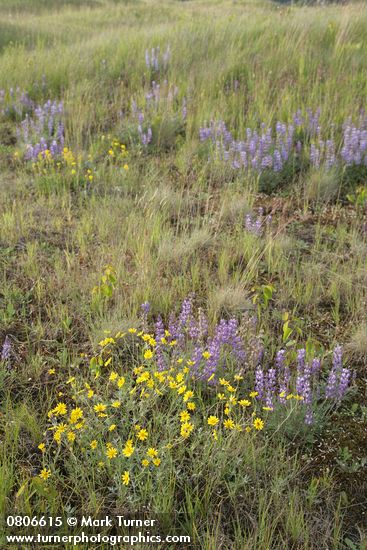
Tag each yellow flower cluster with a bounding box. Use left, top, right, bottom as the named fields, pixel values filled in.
left=105, top=137, right=129, bottom=171
left=37, top=327, right=279, bottom=486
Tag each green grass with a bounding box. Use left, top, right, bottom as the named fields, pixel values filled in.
left=1, top=0, right=367, bottom=548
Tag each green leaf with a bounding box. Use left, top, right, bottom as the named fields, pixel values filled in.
left=282, top=321, right=293, bottom=342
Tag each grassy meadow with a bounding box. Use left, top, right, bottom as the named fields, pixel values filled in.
left=0, top=0, right=366, bottom=548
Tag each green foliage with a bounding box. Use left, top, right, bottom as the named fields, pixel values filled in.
left=346, top=185, right=367, bottom=210
left=258, top=155, right=305, bottom=194
left=342, top=165, right=367, bottom=193
left=91, top=265, right=117, bottom=312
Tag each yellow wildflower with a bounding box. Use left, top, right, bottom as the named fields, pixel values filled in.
left=223, top=419, right=235, bottom=430
left=123, top=440, right=135, bottom=458
left=137, top=429, right=148, bottom=441
left=180, top=422, right=194, bottom=438
left=67, top=431, right=76, bottom=442
left=99, top=337, right=115, bottom=347
left=147, top=448, right=158, bottom=458
left=69, top=407, right=83, bottom=424
left=94, top=403, right=106, bottom=414
left=117, top=376, right=125, bottom=388
left=179, top=411, right=191, bottom=423
left=253, top=418, right=264, bottom=431
left=121, top=471, right=130, bottom=485
left=106, top=446, right=118, bottom=459
left=207, top=416, right=219, bottom=426
left=53, top=402, right=67, bottom=416
left=183, top=391, right=194, bottom=402
left=39, top=469, right=51, bottom=481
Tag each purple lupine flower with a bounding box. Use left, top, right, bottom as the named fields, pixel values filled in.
left=255, top=366, right=265, bottom=399
left=191, top=344, right=204, bottom=377
left=293, top=110, right=303, bottom=127
left=168, top=312, right=178, bottom=341
left=176, top=295, right=194, bottom=344
left=265, top=368, right=277, bottom=408
left=188, top=317, right=200, bottom=339
left=197, top=308, right=208, bottom=340
left=276, top=349, right=289, bottom=403
left=338, top=368, right=351, bottom=400
left=155, top=315, right=165, bottom=342
left=326, top=345, right=348, bottom=400
left=197, top=108, right=367, bottom=175
left=140, top=302, right=150, bottom=331
left=205, top=336, right=221, bottom=377
left=325, top=368, right=338, bottom=399
left=1, top=336, right=11, bottom=362
left=245, top=210, right=264, bottom=236
left=305, top=406, right=314, bottom=425
left=163, top=45, right=171, bottom=69
left=189, top=316, right=245, bottom=378
left=279, top=365, right=290, bottom=403
left=325, top=139, right=336, bottom=169
left=182, top=98, right=187, bottom=121
left=297, top=348, right=306, bottom=373
left=333, top=345, right=343, bottom=370
left=295, top=349, right=307, bottom=397
left=141, top=302, right=150, bottom=315
left=311, top=357, right=321, bottom=375
left=145, top=45, right=170, bottom=72
left=17, top=98, right=65, bottom=161
left=275, top=349, right=286, bottom=369
left=154, top=315, right=167, bottom=371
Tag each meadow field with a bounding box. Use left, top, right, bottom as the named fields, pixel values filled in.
left=0, top=0, right=366, bottom=548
